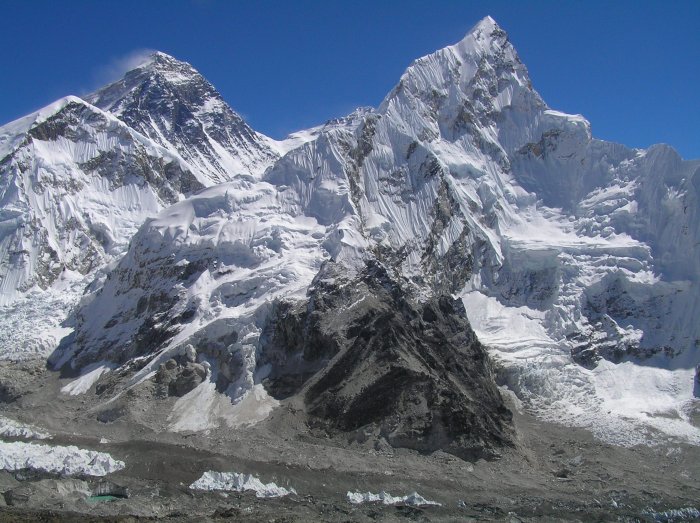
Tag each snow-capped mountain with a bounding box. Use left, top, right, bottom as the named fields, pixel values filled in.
left=86, top=51, right=283, bottom=183
left=2, top=17, right=699, bottom=450
left=0, top=52, right=296, bottom=360
left=0, top=95, right=213, bottom=357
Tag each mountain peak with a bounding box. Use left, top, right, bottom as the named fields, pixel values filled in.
left=379, top=15, right=534, bottom=121
left=471, top=15, right=499, bottom=33
left=126, top=50, right=202, bottom=86
left=151, top=50, right=175, bottom=61
left=450, top=15, right=510, bottom=61
left=149, top=50, right=192, bottom=70
left=85, top=51, right=204, bottom=114
left=85, top=50, right=279, bottom=183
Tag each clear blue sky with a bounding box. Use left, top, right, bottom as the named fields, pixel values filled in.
left=2, top=0, right=699, bottom=159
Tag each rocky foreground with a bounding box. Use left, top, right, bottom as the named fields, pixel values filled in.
left=0, top=360, right=698, bottom=522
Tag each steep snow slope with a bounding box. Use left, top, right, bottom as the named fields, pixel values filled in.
left=0, top=51, right=301, bottom=361
left=367, top=16, right=700, bottom=442
left=19, top=17, right=700, bottom=446
left=54, top=176, right=329, bottom=431
left=86, top=52, right=282, bottom=182
left=0, top=96, right=206, bottom=357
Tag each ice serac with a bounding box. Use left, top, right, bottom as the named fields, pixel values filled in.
left=39, top=17, right=700, bottom=448
left=86, top=51, right=281, bottom=183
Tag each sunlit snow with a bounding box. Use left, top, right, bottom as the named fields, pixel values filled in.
left=190, top=470, right=296, bottom=498
left=347, top=490, right=441, bottom=506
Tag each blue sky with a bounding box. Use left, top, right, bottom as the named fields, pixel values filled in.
left=3, top=1, right=699, bottom=159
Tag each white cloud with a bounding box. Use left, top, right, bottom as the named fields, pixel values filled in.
left=92, top=48, right=157, bottom=87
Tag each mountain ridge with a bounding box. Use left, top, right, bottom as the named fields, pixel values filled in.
left=1, top=16, right=698, bottom=452
left=85, top=50, right=284, bottom=183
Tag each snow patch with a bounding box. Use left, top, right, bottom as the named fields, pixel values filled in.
left=168, top=381, right=278, bottom=432
left=347, top=490, right=441, bottom=506
left=0, top=416, right=51, bottom=440
left=0, top=440, right=124, bottom=476
left=190, top=470, right=296, bottom=498
left=61, top=362, right=114, bottom=395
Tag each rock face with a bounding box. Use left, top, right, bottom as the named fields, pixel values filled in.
left=86, top=51, right=281, bottom=183
left=154, top=345, right=210, bottom=397
left=260, top=261, right=513, bottom=460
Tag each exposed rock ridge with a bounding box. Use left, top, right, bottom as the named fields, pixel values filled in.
left=260, top=260, right=514, bottom=461
left=86, top=52, right=280, bottom=183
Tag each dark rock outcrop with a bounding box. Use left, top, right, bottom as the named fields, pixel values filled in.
left=87, top=52, right=278, bottom=182
left=260, top=260, right=513, bottom=461
left=154, top=345, right=209, bottom=397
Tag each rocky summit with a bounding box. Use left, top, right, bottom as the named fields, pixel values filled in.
left=0, top=15, right=698, bottom=522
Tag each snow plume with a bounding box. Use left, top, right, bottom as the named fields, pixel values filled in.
left=92, top=48, right=157, bottom=86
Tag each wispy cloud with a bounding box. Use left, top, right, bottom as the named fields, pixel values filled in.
left=90, top=48, right=157, bottom=89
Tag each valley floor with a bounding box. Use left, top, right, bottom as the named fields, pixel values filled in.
left=0, top=361, right=698, bottom=522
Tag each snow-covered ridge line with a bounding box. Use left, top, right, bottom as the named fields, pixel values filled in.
left=0, top=96, right=83, bottom=159
left=190, top=471, right=297, bottom=498
left=0, top=95, right=200, bottom=182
